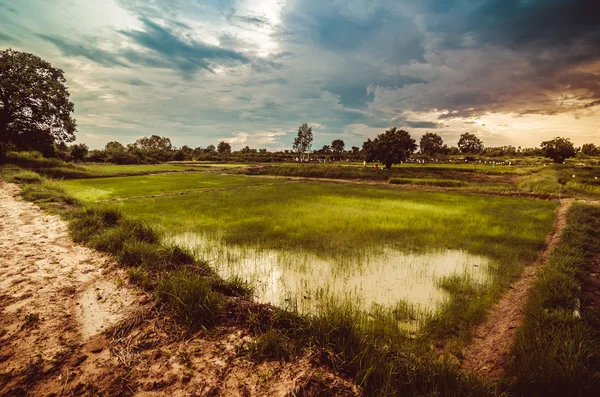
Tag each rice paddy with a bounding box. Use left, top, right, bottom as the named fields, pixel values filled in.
left=60, top=172, right=556, bottom=330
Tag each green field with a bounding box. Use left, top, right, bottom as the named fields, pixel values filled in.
left=62, top=173, right=556, bottom=330
left=60, top=173, right=288, bottom=201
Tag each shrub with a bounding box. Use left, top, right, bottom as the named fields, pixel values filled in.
left=11, top=170, right=42, bottom=184
left=156, top=268, right=225, bottom=329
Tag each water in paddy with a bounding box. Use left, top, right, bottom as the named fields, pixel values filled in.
left=169, top=232, right=491, bottom=317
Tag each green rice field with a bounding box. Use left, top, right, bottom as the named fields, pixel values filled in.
left=60, top=172, right=556, bottom=327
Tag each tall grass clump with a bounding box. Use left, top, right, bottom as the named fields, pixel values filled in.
left=516, top=168, right=562, bottom=195
left=505, top=204, right=600, bottom=396
left=156, top=268, right=225, bottom=329
left=10, top=170, right=43, bottom=184
left=388, top=178, right=467, bottom=187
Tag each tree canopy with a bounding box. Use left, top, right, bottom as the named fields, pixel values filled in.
left=0, top=49, right=76, bottom=162
left=581, top=143, right=599, bottom=156
left=217, top=141, right=232, bottom=154
left=292, top=123, right=313, bottom=161
left=541, top=137, right=576, bottom=163
left=457, top=133, right=484, bottom=154
left=331, top=139, right=345, bottom=153
left=419, top=132, right=444, bottom=157
left=362, top=127, right=417, bottom=169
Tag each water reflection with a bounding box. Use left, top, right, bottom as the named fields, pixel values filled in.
left=169, top=232, right=490, bottom=315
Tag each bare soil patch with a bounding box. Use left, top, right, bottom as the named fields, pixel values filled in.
left=461, top=199, right=572, bottom=379
left=0, top=182, right=360, bottom=396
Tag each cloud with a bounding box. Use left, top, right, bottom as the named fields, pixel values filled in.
left=4, top=0, right=599, bottom=150
left=120, top=18, right=249, bottom=77
left=0, top=32, right=18, bottom=43
left=404, top=120, right=442, bottom=129
left=125, top=78, right=152, bottom=86
left=37, top=35, right=128, bottom=67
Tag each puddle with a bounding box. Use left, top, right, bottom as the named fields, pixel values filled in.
left=169, top=233, right=491, bottom=315
left=75, top=280, right=135, bottom=339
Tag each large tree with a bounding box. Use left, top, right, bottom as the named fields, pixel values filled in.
left=331, top=139, right=345, bottom=153
left=457, top=133, right=484, bottom=154
left=217, top=141, right=232, bottom=154
left=541, top=137, right=576, bottom=163
left=362, top=127, right=417, bottom=169
left=292, top=123, right=313, bottom=161
left=581, top=143, right=599, bottom=156
left=133, top=135, right=174, bottom=161
left=419, top=132, right=444, bottom=157
left=0, top=49, right=76, bottom=162
left=70, top=143, right=88, bottom=162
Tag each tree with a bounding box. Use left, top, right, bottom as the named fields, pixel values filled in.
left=70, top=143, right=88, bottom=162
left=206, top=144, right=216, bottom=153
left=292, top=123, right=313, bottom=161
left=0, top=49, right=76, bottom=162
left=419, top=133, right=444, bottom=157
left=541, top=137, right=576, bottom=163
left=320, top=145, right=332, bottom=154
left=362, top=127, right=417, bottom=169
left=457, top=133, right=484, bottom=154
left=331, top=139, right=345, bottom=153
left=217, top=141, right=231, bottom=154
left=105, top=141, right=125, bottom=153
left=581, top=143, right=599, bottom=156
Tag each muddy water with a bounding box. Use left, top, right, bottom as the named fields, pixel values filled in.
left=169, top=233, right=491, bottom=314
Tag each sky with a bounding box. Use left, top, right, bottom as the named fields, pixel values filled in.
left=1, top=0, right=599, bottom=150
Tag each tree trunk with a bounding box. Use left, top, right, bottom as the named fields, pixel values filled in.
left=0, top=121, right=7, bottom=164
left=385, top=162, right=392, bottom=170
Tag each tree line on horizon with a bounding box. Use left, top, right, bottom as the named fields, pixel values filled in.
left=1, top=48, right=599, bottom=167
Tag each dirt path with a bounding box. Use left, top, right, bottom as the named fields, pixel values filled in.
left=0, top=182, right=360, bottom=396
left=461, top=199, right=572, bottom=379
left=0, top=182, right=143, bottom=395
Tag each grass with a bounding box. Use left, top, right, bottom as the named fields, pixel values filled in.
left=156, top=268, right=226, bottom=330
left=5, top=160, right=599, bottom=396
left=105, top=182, right=554, bottom=261
left=59, top=173, right=287, bottom=201
left=516, top=168, right=563, bottom=195
left=504, top=204, right=600, bottom=396
left=389, top=177, right=468, bottom=187
left=5, top=151, right=202, bottom=179
left=82, top=163, right=200, bottom=176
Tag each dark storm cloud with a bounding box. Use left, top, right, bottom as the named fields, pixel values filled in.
left=282, top=0, right=425, bottom=63
left=120, top=18, right=249, bottom=77
left=464, top=0, right=600, bottom=48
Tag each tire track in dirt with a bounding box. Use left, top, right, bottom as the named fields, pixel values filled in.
left=461, top=199, right=572, bottom=379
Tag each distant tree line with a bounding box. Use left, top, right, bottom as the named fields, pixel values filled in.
left=1, top=49, right=597, bottom=167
